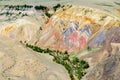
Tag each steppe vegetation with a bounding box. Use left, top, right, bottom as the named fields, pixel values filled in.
left=0, top=4, right=64, bottom=20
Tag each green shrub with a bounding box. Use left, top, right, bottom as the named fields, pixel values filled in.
left=45, top=12, right=53, bottom=18
left=53, top=4, right=61, bottom=11
left=34, top=5, right=48, bottom=11
left=25, top=44, right=89, bottom=80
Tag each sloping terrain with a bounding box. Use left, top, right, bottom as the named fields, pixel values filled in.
left=76, top=27, right=120, bottom=80
left=0, top=3, right=120, bottom=80
left=0, top=16, right=45, bottom=44
left=88, top=27, right=120, bottom=48
left=82, top=43, right=120, bottom=80
left=0, top=5, right=119, bottom=53
left=0, top=35, right=70, bottom=80
left=35, top=6, right=120, bottom=52
left=78, top=27, right=120, bottom=66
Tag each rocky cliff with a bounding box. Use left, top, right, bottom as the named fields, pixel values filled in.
left=82, top=43, right=120, bottom=80
left=36, top=6, right=120, bottom=52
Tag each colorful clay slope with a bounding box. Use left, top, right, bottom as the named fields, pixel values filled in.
left=36, top=6, right=120, bottom=52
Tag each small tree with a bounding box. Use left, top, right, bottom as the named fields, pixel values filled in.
left=53, top=4, right=61, bottom=11
left=45, top=12, right=53, bottom=18
left=87, top=46, right=91, bottom=51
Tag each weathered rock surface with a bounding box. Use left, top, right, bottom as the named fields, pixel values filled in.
left=0, top=6, right=120, bottom=53
left=34, top=6, right=120, bottom=52
left=88, top=27, right=120, bottom=48
left=78, top=27, right=120, bottom=66
left=0, top=16, right=46, bottom=45
left=82, top=43, right=120, bottom=80
left=0, top=35, right=70, bottom=80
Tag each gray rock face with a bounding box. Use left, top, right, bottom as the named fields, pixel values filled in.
left=82, top=43, right=120, bottom=80
left=88, top=27, right=120, bottom=48
left=0, top=35, right=70, bottom=80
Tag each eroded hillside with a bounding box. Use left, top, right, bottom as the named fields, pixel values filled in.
left=36, top=6, right=120, bottom=52
left=0, top=35, right=70, bottom=80
left=1, top=5, right=120, bottom=53
left=0, top=3, right=120, bottom=80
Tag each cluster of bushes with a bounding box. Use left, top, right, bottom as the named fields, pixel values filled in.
left=0, top=11, right=28, bottom=20
left=34, top=5, right=52, bottom=18
left=34, top=4, right=61, bottom=11
left=0, top=12, right=13, bottom=16
left=26, top=44, right=54, bottom=53
left=5, top=4, right=33, bottom=11
left=2, top=4, right=70, bottom=18
left=51, top=51, right=89, bottom=80
left=25, top=43, right=89, bottom=80
left=21, top=13, right=28, bottom=17
left=45, top=12, right=53, bottom=18
left=53, top=4, right=61, bottom=11
left=99, top=15, right=107, bottom=21
left=34, top=5, right=48, bottom=11
left=114, top=2, right=120, bottom=6
left=3, top=4, right=62, bottom=18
